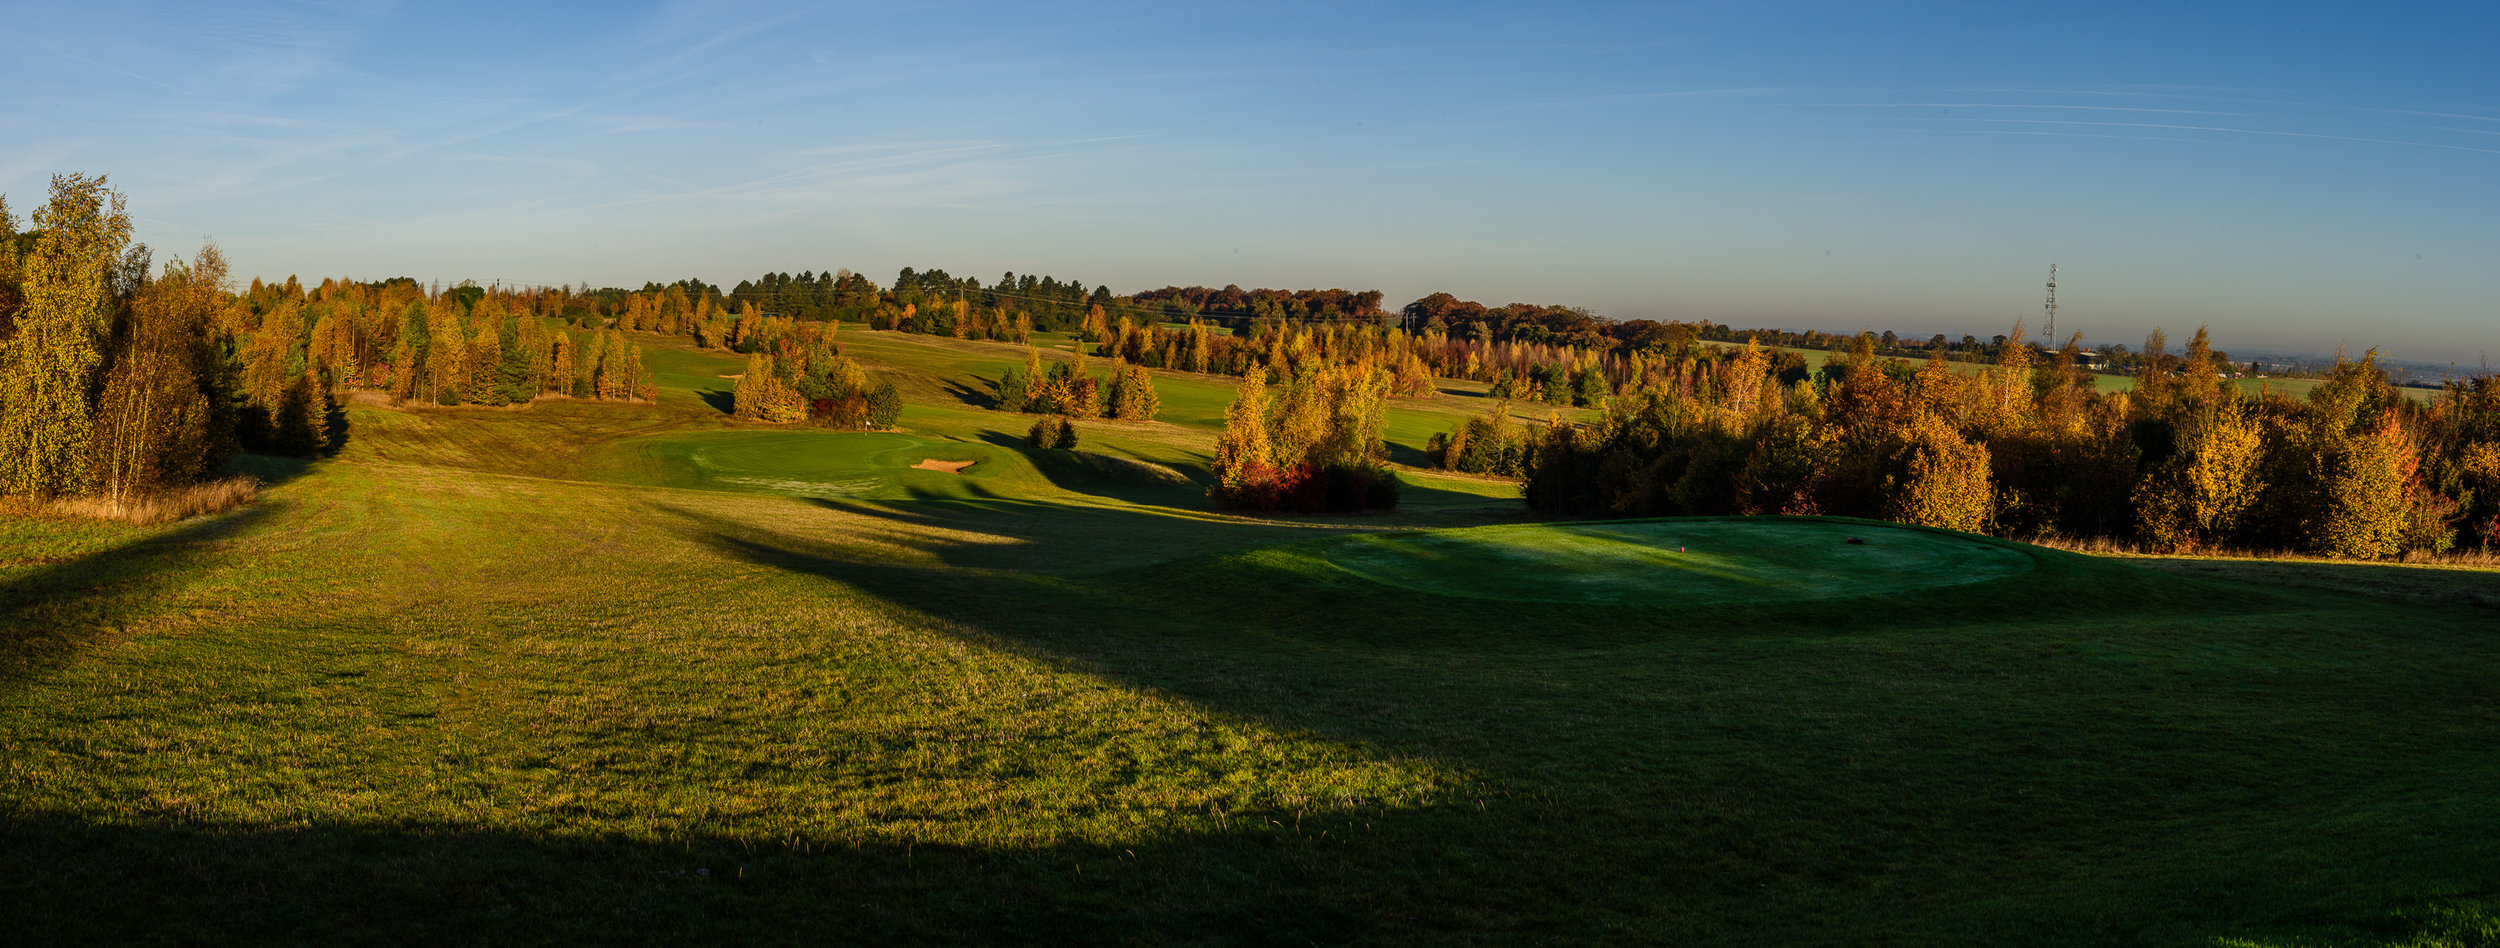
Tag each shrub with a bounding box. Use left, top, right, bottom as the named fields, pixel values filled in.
left=49, top=475, right=258, bottom=525
left=866, top=379, right=902, bottom=428
left=1886, top=416, right=1993, bottom=533
left=1027, top=415, right=1077, bottom=450
left=1108, top=363, right=1161, bottom=421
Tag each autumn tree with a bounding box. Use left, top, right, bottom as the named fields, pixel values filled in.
left=996, top=347, right=1044, bottom=413
left=1211, top=364, right=1396, bottom=512
left=1107, top=362, right=1161, bottom=421
left=733, top=352, right=805, bottom=422
left=2135, top=397, right=2267, bottom=551
left=2311, top=409, right=2421, bottom=558
left=1210, top=377, right=1274, bottom=503
left=0, top=173, right=132, bottom=498
left=2428, top=374, right=2500, bottom=549
left=1047, top=351, right=1102, bottom=418
left=1026, top=415, right=1076, bottom=450
left=1885, top=412, right=1994, bottom=533
left=423, top=295, right=469, bottom=404
left=464, top=301, right=507, bottom=405
left=0, top=194, right=22, bottom=329
left=88, top=245, right=238, bottom=501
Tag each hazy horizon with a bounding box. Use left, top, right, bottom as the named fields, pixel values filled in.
left=8, top=1, right=2494, bottom=363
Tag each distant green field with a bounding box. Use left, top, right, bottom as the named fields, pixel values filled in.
left=5, top=325, right=2495, bottom=945
left=1706, top=339, right=2141, bottom=393
left=1703, top=339, right=2439, bottom=402
left=625, top=430, right=1013, bottom=500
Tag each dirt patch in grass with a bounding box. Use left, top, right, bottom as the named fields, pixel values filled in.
left=911, top=458, right=976, bottom=473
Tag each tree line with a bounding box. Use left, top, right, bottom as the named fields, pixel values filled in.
left=236, top=277, right=658, bottom=412
left=1463, top=327, right=2499, bottom=558
left=0, top=175, right=668, bottom=516
left=0, top=174, right=237, bottom=507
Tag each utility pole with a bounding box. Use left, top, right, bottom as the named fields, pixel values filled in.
left=2043, top=264, right=2059, bottom=346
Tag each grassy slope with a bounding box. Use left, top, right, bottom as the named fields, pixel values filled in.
left=1320, top=518, right=2037, bottom=606
left=2, top=328, right=2495, bottom=946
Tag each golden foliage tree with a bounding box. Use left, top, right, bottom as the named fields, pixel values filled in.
left=423, top=296, right=469, bottom=403
left=0, top=173, right=132, bottom=497
left=2135, top=397, right=2267, bottom=551
left=2310, top=409, right=2419, bottom=559
left=89, top=244, right=235, bottom=501
left=548, top=329, right=578, bottom=398
left=1107, top=362, right=1161, bottom=421
left=465, top=307, right=505, bottom=405
left=1886, top=413, right=1994, bottom=533
left=1211, top=376, right=1274, bottom=498
left=2177, top=325, right=2224, bottom=408
left=733, top=352, right=804, bottom=422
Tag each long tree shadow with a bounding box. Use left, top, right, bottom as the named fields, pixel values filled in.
left=948, top=428, right=1212, bottom=510
left=0, top=807, right=1438, bottom=945
left=940, top=378, right=999, bottom=409
left=0, top=501, right=280, bottom=684
left=324, top=398, right=355, bottom=455
left=639, top=500, right=2500, bottom=944
left=16, top=484, right=2495, bottom=944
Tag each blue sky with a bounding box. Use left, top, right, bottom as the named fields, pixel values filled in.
left=7, top=1, right=2495, bottom=361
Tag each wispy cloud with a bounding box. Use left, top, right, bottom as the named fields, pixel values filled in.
left=1961, top=118, right=2500, bottom=157
left=1500, top=88, right=1792, bottom=109
left=1784, top=103, right=2239, bottom=116
left=50, top=47, right=187, bottom=94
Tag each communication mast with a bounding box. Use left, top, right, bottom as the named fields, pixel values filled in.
left=2042, top=264, right=2058, bottom=346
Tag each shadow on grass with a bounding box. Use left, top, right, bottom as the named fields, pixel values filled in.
left=940, top=378, right=998, bottom=409
left=948, top=426, right=1215, bottom=511
left=325, top=399, right=354, bottom=455
left=2134, top=556, right=2500, bottom=609
left=695, top=388, right=735, bottom=415
left=0, top=810, right=1393, bottom=945
left=643, top=505, right=2500, bottom=943
left=1383, top=440, right=1433, bottom=468
left=0, top=501, right=280, bottom=684
left=33, top=795, right=2471, bottom=946
left=232, top=452, right=321, bottom=490
left=1392, top=475, right=1525, bottom=515
left=16, top=489, right=2496, bottom=945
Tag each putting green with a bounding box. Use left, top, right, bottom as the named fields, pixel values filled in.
left=610, top=430, right=1012, bottom=499
left=1321, top=518, right=2035, bottom=606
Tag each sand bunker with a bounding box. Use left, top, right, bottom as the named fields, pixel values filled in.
left=911, top=459, right=976, bottom=473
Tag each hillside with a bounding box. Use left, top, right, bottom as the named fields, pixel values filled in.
left=3, top=328, right=2497, bottom=945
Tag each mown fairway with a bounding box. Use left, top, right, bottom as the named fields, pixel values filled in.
left=3, top=330, right=2496, bottom=945
left=1320, top=519, right=2036, bottom=606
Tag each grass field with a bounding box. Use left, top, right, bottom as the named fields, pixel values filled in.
left=3, top=328, right=2496, bottom=945
left=1321, top=518, right=2035, bottom=606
